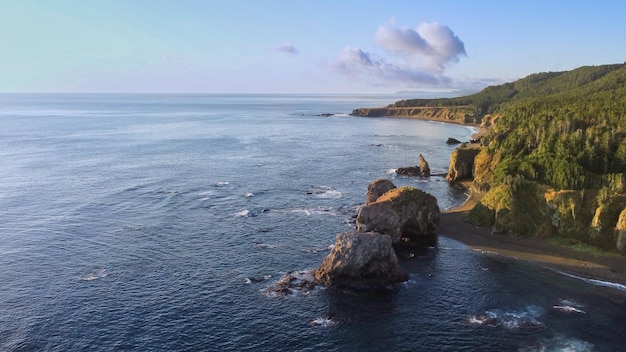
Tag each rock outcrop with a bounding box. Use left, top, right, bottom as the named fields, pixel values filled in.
left=313, top=232, right=408, bottom=290
left=357, top=186, right=440, bottom=246
left=446, top=148, right=481, bottom=182
left=419, top=154, right=431, bottom=177
left=617, top=208, right=626, bottom=253
left=446, top=137, right=462, bottom=144
left=396, top=154, right=431, bottom=177
left=366, top=179, right=397, bottom=205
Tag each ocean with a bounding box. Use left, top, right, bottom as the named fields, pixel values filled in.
left=1, top=93, right=625, bottom=351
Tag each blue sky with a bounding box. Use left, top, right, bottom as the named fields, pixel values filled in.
left=1, top=0, right=625, bottom=93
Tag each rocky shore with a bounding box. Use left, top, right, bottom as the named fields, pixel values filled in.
left=356, top=111, right=626, bottom=289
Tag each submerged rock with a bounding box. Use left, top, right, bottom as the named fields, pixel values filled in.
left=265, top=271, right=318, bottom=297
left=356, top=186, right=440, bottom=246
left=313, top=232, right=408, bottom=290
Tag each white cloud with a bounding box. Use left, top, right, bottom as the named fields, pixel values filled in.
left=329, top=21, right=466, bottom=88
left=270, top=43, right=299, bottom=55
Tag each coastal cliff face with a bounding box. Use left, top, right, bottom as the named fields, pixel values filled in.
left=446, top=148, right=480, bottom=182
left=351, top=106, right=479, bottom=124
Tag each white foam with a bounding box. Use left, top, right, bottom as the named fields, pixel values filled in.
left=234, top=209, right=249, bottom=217
left=386, top=168, right=398, bottom=175
left=556, top=270, right=626, bottom=292
left=80, top=268, right=108, bottom=281
left=469, top=306, right=545, bottom=333
left=552, top=305, right=586, bottom=314
left=254, top=243, right=278, bottom=249
left=520, top=336, right=593, bottom=352
left=307, top=186, right=343, bottom=199
left=310, top=317, right=335, bottom=327
left=243, top=192, right=254, bottom=198
left=291, top=209, right=311, bottom=216
left=215, top=181, right=230, bottom=187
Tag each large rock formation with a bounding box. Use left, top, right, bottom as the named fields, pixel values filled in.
left=396, top=154, right=431, bottom=177
left=313, top=232, right=408, bottom=290
left=446, top=148, right=481, bottom=182
left=366, top=179, right=397, bottom=205
left=357, top=186, right=440, bottom=246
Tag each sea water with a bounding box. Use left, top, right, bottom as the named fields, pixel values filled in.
left=0, top=93, right=624, bottom=351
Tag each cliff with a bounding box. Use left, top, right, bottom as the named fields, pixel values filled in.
left=351, top=106, right=500, bottom=132
left=446, top=148, right=481, bottom=182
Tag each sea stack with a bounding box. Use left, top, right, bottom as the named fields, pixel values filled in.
left=313, top=231, right=408, bottom=290
left=357, top=181, right=440, bottom=247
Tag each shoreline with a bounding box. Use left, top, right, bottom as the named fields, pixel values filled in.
left=408, top=115, right=626, bottom=289
left=440, top=183, right=626, bottom=290
left=364, top=112, right=626, bottom=290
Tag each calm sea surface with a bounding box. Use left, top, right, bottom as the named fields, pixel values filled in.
left=1, top=94, right=625, bottom=351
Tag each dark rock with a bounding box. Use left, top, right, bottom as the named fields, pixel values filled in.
left=396, top=154, right=431, bottom=178
left=356, top=186, right=440, bottom=247
left=396, top=166, right=421, bottom=177
left=366, top=179, right=397, bottom=205
left=446, top=137, right=462, bottom=144
left=419, top=154, right=431, bottom=177
left=313, top=232, right=408, bottom=289
left=265, top=271, right=318, bottom=297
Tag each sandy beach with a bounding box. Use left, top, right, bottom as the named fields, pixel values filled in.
left=439, top=189, right=626, bottom=288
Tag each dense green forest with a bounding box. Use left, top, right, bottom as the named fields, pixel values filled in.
left=394, top=63, right=626, bottom=251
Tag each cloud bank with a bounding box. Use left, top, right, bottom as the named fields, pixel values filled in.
left=271, top=43, right=299, bottom=55
left=330, top=22, right=466, bottom=88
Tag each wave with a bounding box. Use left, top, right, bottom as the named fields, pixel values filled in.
left=310, top=317, right=335, bottom=327
left=519, top=335, right=593, bottom=352
left=234, top=209, right=249, bottom=217
left=80, top=268, right=108, bottom=281
left=306, top=185, right=343, bottom=199
left=468, top=305, right=546, bottom=334
left=386, top=168, right=398, bottom=175
left=555, top=270, right=626, bottom=292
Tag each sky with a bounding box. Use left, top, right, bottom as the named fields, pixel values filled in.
left=1, top=0, right=626, bottom=94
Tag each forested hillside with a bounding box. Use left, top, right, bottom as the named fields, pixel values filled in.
left=392, top=63, right=626, bottom=251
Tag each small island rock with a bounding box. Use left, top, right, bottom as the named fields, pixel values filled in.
left=357, top=186, right=440, bottom=246
left=396, top=154, right=431, bottom=178
left=313, top=231, right=408, bottom=289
